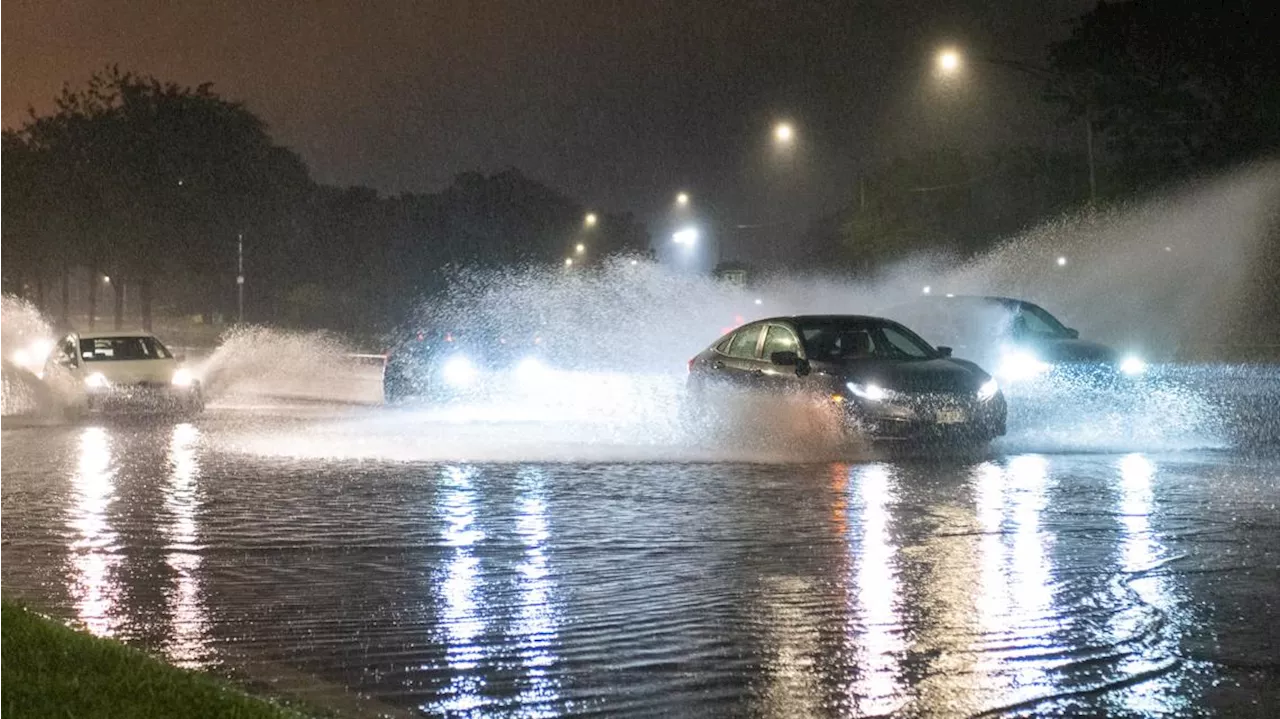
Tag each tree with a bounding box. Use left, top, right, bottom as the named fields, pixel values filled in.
left=1048, top=0, right=1280, bottom=191
left=3, top=67, right=312, bottom=327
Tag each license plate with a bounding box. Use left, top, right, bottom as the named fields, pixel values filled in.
left=935, top=408, right=967, bottom=424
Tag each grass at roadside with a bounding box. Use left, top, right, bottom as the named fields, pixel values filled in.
left=2, top=599, right=309, bottom=719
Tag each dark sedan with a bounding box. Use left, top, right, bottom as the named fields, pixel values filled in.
left=686, top=315, right=1006, bottom=442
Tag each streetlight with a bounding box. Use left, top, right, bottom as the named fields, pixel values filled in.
left=102, top=275, right=111, bottom=284
left=1056, top=256, right=1068, bottom=267
left=676, top=192, right=690, bottom=207
left=584, top=212, right=598, bottom=227
left=936, top=49, right=962, bottom=75
left=564, top=257, right=573, bottom=267
left=931, top=45, right=1097, bottom=204
left=575, top=243, right=586, bottom=255
left=773, top=122, right=795, bottom=145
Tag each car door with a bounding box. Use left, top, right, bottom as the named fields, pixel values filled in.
left=712, top=323, right=766, bottom=390
left=757, top=323, right=805, bottom=393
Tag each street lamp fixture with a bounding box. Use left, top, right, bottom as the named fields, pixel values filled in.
left=564, top=257, right=573, bottom=267
left=676, top=192, right=690, bottom=207
left=102, top=275, right=111, bottom=284
left=773, top=122, right=795, bottom=144
left=936, top=49, right=962, bottom=75
left=584, top=212, right=598, bottom=227
left=1056, top=256, right=1068, bottom=267
left=575, top=243, right=586, bottom=255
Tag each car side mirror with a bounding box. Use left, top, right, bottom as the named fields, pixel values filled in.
left=1065, top=328, right=1080, bottom=339
left=771, top=351, right=798, bottom=366
left=937, top=346, right=953, bottom=358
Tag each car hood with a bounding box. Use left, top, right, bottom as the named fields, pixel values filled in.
left=83, top=358, right=179, bottom=384
left=821, top=358, right=983, bottom=394
left=1021, top=337, right=1118, bottom=364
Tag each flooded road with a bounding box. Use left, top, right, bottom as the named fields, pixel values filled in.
left=3, top=402, right=1278, bottom=717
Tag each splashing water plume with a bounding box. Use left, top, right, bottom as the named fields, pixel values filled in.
left=195, top=326, right=375, bottom=406
left=1, top=295, right=58, bottom=416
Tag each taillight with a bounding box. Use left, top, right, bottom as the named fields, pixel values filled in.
left=687, top=357, right=696, bottom=372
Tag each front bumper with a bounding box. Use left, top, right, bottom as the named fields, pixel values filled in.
left=86, top=383, right=203, bottom=413
left=845, top=392, right=1007, bottom=441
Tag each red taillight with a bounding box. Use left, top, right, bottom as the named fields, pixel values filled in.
left=687, top=357, right=696, bottom=372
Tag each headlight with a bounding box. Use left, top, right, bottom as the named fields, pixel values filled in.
left=977, top=378, right=999, bottom=401
left=847, top=381, right=889, bottom=402
left=172, top=368, right=195, bottom=387
left=997, top=350, right=1049, bottom=381
left=1119, top=355, right=1147, bottom=376
left=85, top=372, right=110, bottom=389
left=441, top=355, right=477, bottom=388
left=514, top=356, right=546, bottom=384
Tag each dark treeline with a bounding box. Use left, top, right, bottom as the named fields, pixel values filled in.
left=2, top=68, right=649, bottom=335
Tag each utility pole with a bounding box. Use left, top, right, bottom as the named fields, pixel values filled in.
left=236, top=233, right=244, bottom=324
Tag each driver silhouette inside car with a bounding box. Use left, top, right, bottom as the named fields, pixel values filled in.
left=812, top=330, right=876, bottom=360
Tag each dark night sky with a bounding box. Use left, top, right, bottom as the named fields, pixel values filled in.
left=4, top=0, right=1095, bottom=239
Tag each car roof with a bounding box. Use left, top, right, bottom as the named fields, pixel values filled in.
left=76, top=330, right=161, bottom=340
left=748, top=314, right=902, bottom=325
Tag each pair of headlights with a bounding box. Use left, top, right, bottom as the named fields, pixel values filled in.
left=997, top=350, right=1147, bottom=380
left=84, top=368, right=195, bottom=389
left=846, top=378, right=999, bottom=403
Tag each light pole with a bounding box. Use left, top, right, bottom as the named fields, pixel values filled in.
left=237, top=233, right=244, bottom=324
left=934, top=47, right=1097, bottom=204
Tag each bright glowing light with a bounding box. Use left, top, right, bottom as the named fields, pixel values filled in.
left=754, top=298, right=763, bottom=305
left=575, top=243, right=585, bottom=255
left=12, top=339, right=53, bottom=374
left=847, top=382, right=888, bottom=402
left=1119, top=355, right=1147, bottom=376
left=676, top=192, right=690, bottom=207
left=515, top=356, right=547, bottom=384
left=1056, top=256, right=1068, bottom=266
left=85, top=372, right=110, bottom=389
left=441, top=355, right=478, bottom=388
left=997, top=350, right=1049, bottom=382
left=922, top=285, right=932, bottom=295
left=977, top=378, right=999, bottom=401
left=171, top=368, right=195, bottom=387
left=564, top=257, right=573, bottom=267
left=102, top=275, right=111, bottom=284
left=773, top=122, right=794, bottom=144
left=629, top=259, right=639, bottom=266
left=937, top=49, right=962, bottom=74
left=672, top=227, right=699, bottom=246
left=945, top=293, right=955, bottom=298
left=584, top=212, right=598, bottom=227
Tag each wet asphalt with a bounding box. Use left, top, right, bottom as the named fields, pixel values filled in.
left=2, top=379, right=1278, bottom=718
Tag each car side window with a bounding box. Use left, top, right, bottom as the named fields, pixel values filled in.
left=761, top=325, right=799, bottom=359
left=726, top=325, right=763, bottom=359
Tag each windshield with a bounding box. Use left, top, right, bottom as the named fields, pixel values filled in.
left=1011, top=302, right=1072, bottom=338
left=799, top=319, right=937, bottom=361
left=80, top=336, right=172, bottom=361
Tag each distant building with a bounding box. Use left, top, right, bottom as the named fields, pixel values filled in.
left=713, top=261, right=752, bottom=287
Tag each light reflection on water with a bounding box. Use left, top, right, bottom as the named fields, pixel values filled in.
left=849, top=463, right=906, bottom=715
left=66, top=426, right=123, bottom=637
left=1109, top=453, right=1187, bottom=715
left=512, top=468, right=564, bottom=716
left=162, top=422, right=212, bottom=668
left=426, top=465, right=488, bottom=715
